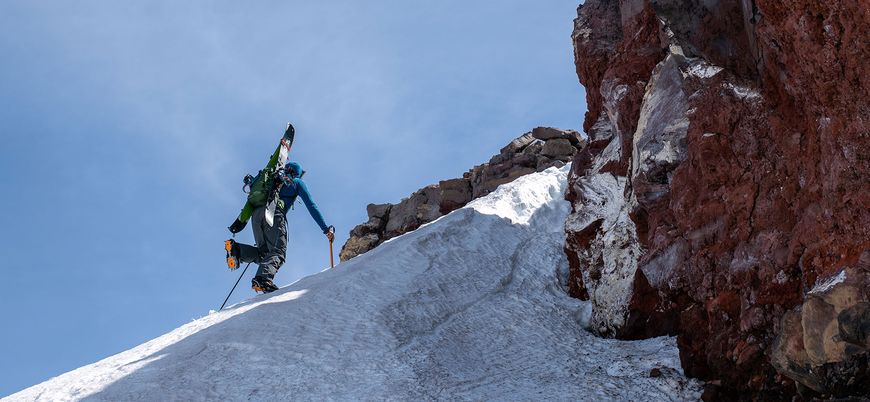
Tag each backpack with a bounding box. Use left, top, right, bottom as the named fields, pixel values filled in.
left=244, top=168, right=279, bottom=208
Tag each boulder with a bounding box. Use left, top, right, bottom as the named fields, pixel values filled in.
left=499, top=132, right=535, bottom=154
left=385, top=189, right=429, bottom=237
left=488, top=152, right=511, bottom=165
left=349, top=217, right=383, bottom=238
left=340, top=203, right=394, bottom=261
left=475, top=167, right=536, bottom=198
left=839, top=303, right=870, bottom=349
left=418, top=185, right=442, bottom=223
left=366, top=203, right=392, bottom=221
left=541, top=139, right=576, bottom=159
left=772, top=267, right=870, bottom=397
left=521, top=139, right=545, bottom=155
left=439, top=178, right=471, bottom=215
left=339, top=233, right=381, bottom=262
left=509, top=152, right=538, bottom=169
left=532, top=126, right=585, bottom=147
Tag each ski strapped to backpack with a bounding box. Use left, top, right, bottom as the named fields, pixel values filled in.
left=233, top=124, right=295, bottom=227
left=244, top=168, right=277, bottom=208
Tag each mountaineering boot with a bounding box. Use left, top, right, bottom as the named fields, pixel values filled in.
left=225, top=239, right=241, bottom=270
left=252, top=276, right=279, bottom=293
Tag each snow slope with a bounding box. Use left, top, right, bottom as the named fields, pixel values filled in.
left=6, top=165, right=701, bottom=401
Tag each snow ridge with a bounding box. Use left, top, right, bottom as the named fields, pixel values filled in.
left=6, top=165, right=701, bottom=401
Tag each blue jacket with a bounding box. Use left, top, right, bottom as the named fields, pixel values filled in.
left=279, top=177, right=329, bottom=233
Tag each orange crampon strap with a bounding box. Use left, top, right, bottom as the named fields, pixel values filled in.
left=225, top=240, right=237, bottom=270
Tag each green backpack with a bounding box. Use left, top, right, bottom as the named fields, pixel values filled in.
left=244, top=168, right=278, bottom=208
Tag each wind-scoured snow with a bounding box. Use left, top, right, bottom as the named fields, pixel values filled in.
left=6, top=165, right=701, bottom=401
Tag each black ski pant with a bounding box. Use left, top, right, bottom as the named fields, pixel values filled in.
left=237, top=206, right=287, bottom=281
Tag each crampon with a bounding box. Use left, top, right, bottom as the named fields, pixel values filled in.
left=225, top=239, right=239, bottom=270
left=251, top=277, right=278, bottom=293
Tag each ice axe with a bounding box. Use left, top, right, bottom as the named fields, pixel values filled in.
left=327, top=225, right=336, bottom=268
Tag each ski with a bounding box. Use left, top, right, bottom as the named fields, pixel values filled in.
left=265, top=130, right=293, bottom=227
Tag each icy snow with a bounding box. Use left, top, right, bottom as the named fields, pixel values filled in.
left=565, top=173, right=642, bottom=335
left=810, top=269, right=847, bottom=294
left=6, top=165, right=701, bottom=402
left=685, top=62, right=722, bottom=79
left=723, top=82, right=761, bottom=100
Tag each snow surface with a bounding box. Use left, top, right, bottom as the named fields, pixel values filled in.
left=6, top=165, right=701, bottom=402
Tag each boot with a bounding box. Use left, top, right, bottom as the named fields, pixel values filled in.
left=225, top=239, right=241, bottom=270
left=252, top=276, right=279, bottom=293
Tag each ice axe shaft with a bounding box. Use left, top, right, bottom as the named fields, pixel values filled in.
left=327, top=225, right=336, bottom=269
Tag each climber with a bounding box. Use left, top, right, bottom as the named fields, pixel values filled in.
left=227, top=161, right=334, bottom=293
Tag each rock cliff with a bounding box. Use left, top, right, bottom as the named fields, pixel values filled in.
left=565, top=0, right=868, bottom=399
left=340, top=127, right=585, bottom=261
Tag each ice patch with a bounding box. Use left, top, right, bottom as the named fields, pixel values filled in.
left=686, top=63, right=723, bottom=79
left=774, top=270, right=789, bottom=285
left=724, top=82, right=761, bottom=100
left=564, top=173, right=641, bottom=335
left=810, top=270, right=847, bottom=294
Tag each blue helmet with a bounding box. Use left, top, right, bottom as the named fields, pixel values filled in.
left=285, top=161, right=304, bottom=178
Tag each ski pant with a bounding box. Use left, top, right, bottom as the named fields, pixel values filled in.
left=237, top=206, right=287, bottom=280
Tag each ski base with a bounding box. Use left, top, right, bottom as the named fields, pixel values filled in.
left=265, top=198, right=277, bottom=227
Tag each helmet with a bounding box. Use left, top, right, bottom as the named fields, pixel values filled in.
left=285, top=161, right=304, bottom=178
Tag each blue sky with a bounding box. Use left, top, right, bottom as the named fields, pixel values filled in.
left=0, top=1, right=586, bottom=396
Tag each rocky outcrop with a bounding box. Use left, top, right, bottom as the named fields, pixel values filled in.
left=340, top=128, right=585, bottom=261
left=565, top=0, right=868, bottom=399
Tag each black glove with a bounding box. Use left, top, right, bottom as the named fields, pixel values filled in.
left=228, top=218, right=247, bottom=234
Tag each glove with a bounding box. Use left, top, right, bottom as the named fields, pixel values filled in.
left=325, top=225, right=335, bottom=242
left=228, top=218, right=247, bottom=234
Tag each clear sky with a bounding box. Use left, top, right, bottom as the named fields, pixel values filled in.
left=0, top=1, right=586, bottom=396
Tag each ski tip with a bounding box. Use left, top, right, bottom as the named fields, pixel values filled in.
left=284, top=123, right=295, bottom=142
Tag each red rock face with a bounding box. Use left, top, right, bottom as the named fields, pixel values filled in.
left=566, top=0, right=869, bottom=398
